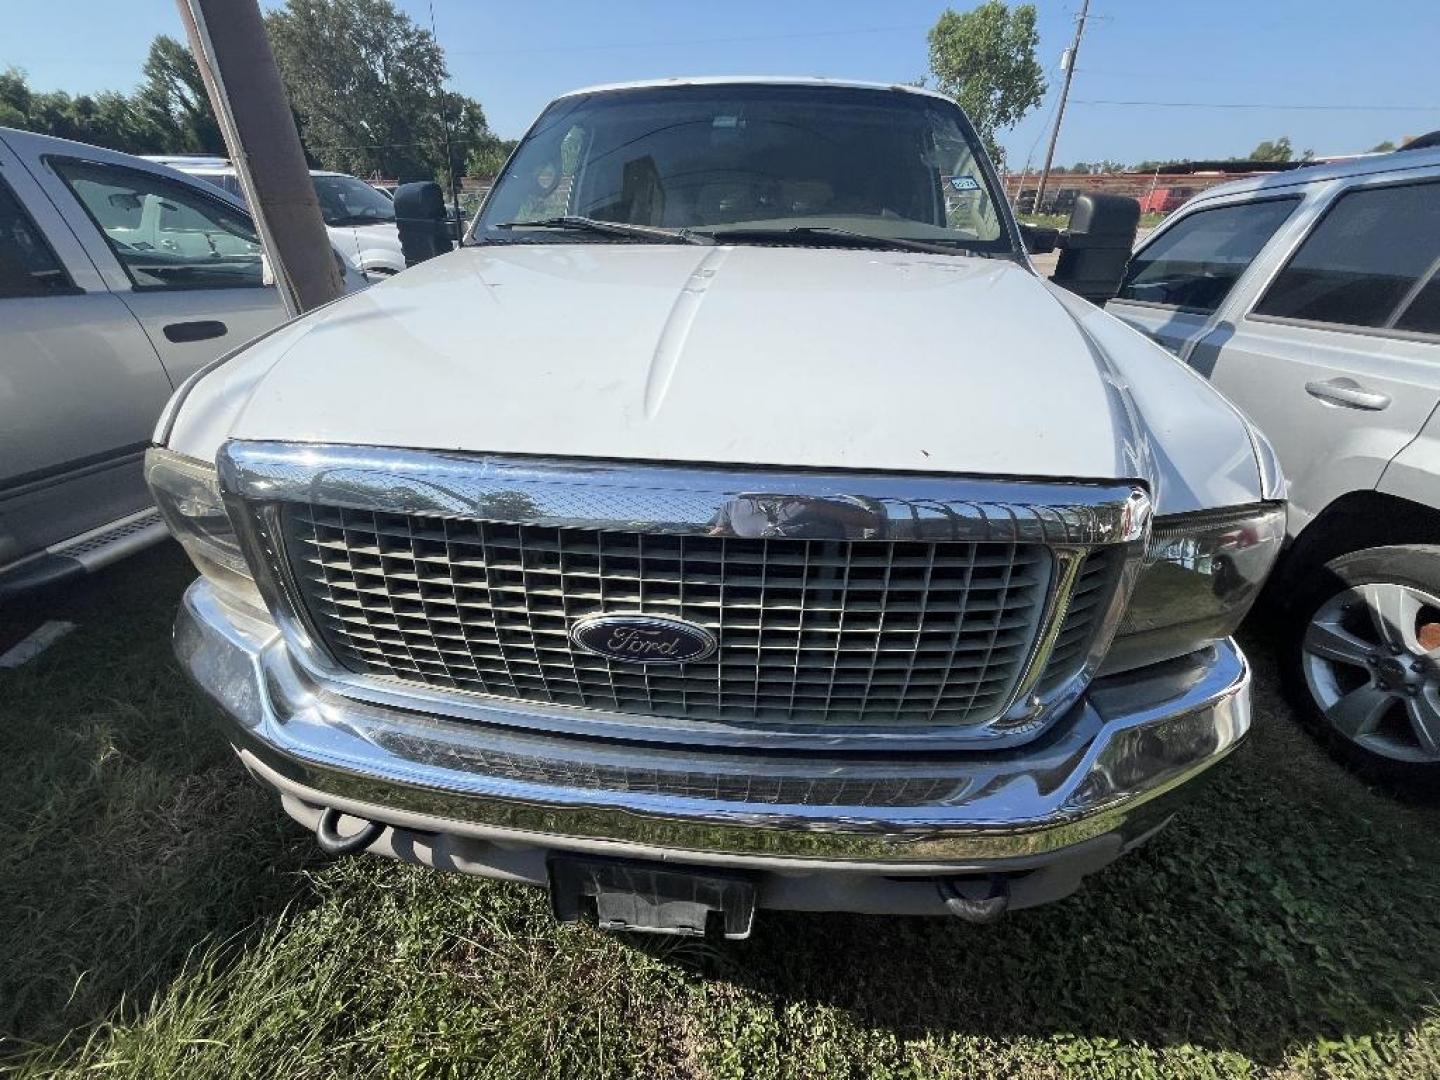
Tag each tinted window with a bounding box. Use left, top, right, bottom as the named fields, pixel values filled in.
left=312, top=175, right=395, bottom=226
left=52, top=159, right=264, bottom=291
left=1254, top=180, right=1440, bottom=333
left=1117, top=198, right=1299, bottom=312
left=0, top=177, right=74, bottom=298
left=1396, top=273, right=1440, bottom=335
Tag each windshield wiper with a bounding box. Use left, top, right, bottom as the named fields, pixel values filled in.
left=695, top=225, right=988, bottom=257
left=491, top=215, right=712, bottom=245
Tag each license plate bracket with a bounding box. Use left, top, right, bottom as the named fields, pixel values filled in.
left=548, top=855, right=756, bottom=939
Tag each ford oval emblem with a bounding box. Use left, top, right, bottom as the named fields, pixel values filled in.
left=570, top=614, right=716, bottom=664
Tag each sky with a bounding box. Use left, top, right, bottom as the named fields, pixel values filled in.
left=7, top=0, right=1440, bottom=167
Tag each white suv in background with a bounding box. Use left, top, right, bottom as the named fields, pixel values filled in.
left=149, top=156, right=406, bottom=281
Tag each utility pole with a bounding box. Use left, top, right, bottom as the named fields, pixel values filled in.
left=1034, top=0, right=1090, bottom=215
left=175, top=0, right=342, bottom=315
left=428, top=0, right=463, bottom=244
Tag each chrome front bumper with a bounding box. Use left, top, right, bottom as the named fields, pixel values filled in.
left=176, top=578, right=1251, bottom=879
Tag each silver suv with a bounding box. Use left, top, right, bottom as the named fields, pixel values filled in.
left=0, top=128, right=364, bottom=595
left=1107, top=145, right=1440, bottom=786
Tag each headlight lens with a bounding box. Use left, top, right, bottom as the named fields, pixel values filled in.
left=144, top=447, right=263, bottom=612
left=1102, top=503, right=1285, bottom=673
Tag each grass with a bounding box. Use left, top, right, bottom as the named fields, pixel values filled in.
left=4, top=544, right=1440, bottom=1078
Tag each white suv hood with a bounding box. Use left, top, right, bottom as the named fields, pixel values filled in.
left=172, top=243, right=1266, bottom=510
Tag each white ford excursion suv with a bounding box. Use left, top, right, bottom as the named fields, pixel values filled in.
left=150, top=78, right=1285, bottom=936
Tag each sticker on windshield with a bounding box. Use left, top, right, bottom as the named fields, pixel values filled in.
left=948, top=176, right=981, bottom=192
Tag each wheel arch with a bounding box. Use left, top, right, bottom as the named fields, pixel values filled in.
left=1271, top=490, right=1440, bottom=610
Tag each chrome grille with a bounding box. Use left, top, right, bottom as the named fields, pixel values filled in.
left=1041, top=547, right=1124, bottom=691
left=280, top=505, right=1059, bottom=730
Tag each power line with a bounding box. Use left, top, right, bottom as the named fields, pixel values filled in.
left=1073, top=99, right=1440, bottom=112
left=305, top=136, right=494, bottom=150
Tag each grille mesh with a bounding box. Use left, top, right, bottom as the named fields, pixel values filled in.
left=281, top=505, right=1061, bottom=729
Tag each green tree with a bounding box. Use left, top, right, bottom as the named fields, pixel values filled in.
left=0, top=68, right=34, bottom=129
left=264, top=0, right=491, bottom=181
left=1370, top=139, right=1397, bottom=153
left=465, top=136, right=517, bottom=179
left=0, top=68, right=158, bottom=153
left=926, top=2, right=1045, bottom=165
left=133, top=35, right=224, bottom=154
left=1248, top=136, right=1294, bottom=162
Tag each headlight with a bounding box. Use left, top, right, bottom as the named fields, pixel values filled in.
left=145, top=447, right=263, bottom=613
left=1102, top=503, right=1285, bottom=673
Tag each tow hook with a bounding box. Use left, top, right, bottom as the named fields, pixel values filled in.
left=937, top=876, right=1010, bottom=923
left=315, top=807, right=384, bottom=856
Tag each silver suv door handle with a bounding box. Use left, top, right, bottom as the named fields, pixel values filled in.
left=1304, top=378, right=1391, bottom=411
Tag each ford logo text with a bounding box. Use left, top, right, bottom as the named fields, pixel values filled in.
left=569, top=614, right=717, bottom=664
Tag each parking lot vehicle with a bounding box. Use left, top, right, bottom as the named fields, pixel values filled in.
left=149, top=156, right=406, bottom=281
left=1107, top=146, right=1440, bottom=784
left=154, top=77, right=1284, bottom=935
left=0, top=127, right=364, bottom=595
left=1137, top=186, right=1195, bottom=215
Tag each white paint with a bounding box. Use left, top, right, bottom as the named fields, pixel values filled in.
left=168, top=243, right=1265, bottom=515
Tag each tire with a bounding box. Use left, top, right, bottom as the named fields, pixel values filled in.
left=1281, top=544, right=1440, bottom=792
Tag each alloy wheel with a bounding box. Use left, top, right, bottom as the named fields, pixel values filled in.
left=1301, top=582, right=1440, bottom=763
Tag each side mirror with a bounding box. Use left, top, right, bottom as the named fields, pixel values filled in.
left=1050, top=193, right=1141, bottom=304
left=1018, top=223, right=1059, bottom=255
left=393, top=181, right=451, bottom=266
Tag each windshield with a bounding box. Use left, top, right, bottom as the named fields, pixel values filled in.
left=312, top=175, right=396, bottom=226
left=475, top=84, right=1014, bottom=254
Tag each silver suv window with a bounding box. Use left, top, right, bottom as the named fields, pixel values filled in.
left=1116, top=197, right=1299, bottom=313
left=1252, top=179, right=1440, bottom=337
left=51, top=158, right=264, bottom=291
left=0, top=176, right=74, bottom=298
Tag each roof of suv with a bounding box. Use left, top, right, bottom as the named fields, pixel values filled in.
left=140, top=155, right=350, bottom=179
left=1194, top=144, right=1440, bottom=203
left=554, top=75, right=955, bottom=105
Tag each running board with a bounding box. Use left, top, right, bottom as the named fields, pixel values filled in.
left=0, top=508, right=166, bottom=595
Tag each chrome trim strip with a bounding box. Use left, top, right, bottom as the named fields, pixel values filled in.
left=218, top=441, right=1152, bottom=546
left=998, top=545, right=1089, bottom=727
left=176, top=579, right=1249, bottom=864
